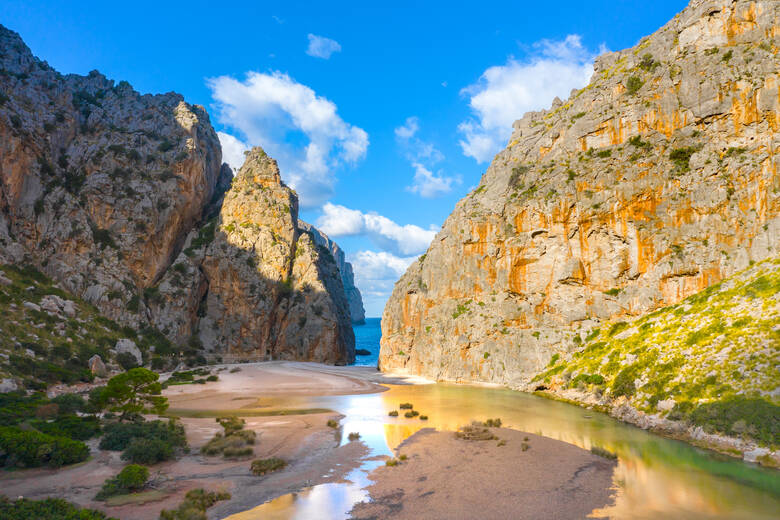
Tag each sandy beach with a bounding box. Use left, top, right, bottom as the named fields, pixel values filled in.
left=350, top=427, right=617, bottom=520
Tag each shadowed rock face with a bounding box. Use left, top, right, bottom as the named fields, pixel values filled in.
left=0, top=25, right=354, bottom=365
left=152, top=148, right=355, bottom=364
left=299, top=220, right=366, bottom=324
left=380, top=0, right=780, bottom=385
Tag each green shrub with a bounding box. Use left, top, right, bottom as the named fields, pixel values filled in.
left=625, top=76, right=643, bottom=95
left=121, top=437, right=174, bottom=464
left=484, top=418, right=502, bottom=427
left=201, top=429, right=256, bottom=458
left=158, top=488, right=231, bottom=520
left=96, top=464, right=149, bottom=500
left=251, top=457, right=287, bottom=476
left=100, top=419, right=186, bottom=452
left=33, top=415, right=101, bottom=441
left=216, top=416, right=245, bottom=436
left=0, top=426, right=89, bottom=468
left=612, top=367, right=637, bottom=398
left=669, top=147, right=697, bottom=172
left=399, top=403, right=414, bottom=409
left=0, top=496, right=114, bottom=520
left=116, top=352, right=139, bottom=370
left=348, top=432, right=361, bottom=441
left=388, top=410, right=398, bottom=417
left=419, top=415, right=428, bottom=421
left=326, top=419, right=338, bottom=428
left=689, top=397, right=779, bottom=446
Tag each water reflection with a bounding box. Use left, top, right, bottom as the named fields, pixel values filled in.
left=226, top=384, right=780, bottom=519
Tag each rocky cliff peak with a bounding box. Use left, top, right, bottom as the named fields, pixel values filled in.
left=237, top=146, right=283, bottom=187
left=380, top=0, right=779, bottom=391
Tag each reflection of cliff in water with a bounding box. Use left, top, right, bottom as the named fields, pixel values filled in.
left=227, top=384, right=780, bottom=520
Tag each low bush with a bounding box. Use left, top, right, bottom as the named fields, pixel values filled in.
left=326, top=419, right=338, bottom=428
left=0, top=496, right=114, bottom=519
left=32, top=415, right=101, bottom=441
left=216, top=416, right=245, bottom=436
left=611, top=367, right=637, bottom=398
left=251, top=457, right=287, bottom=476
left=388, top=410, right=398, bottom=417
left=419, top=415, right=428, bottom=421
left=158, top=488, right=230, bottom=520
left=201, top=427, right=255, bottom=458
left=96, top=464, right=149, bottom=500
left=399, top=403, right=413, bottom=410
left=483, top=418, right=502, bottom=427
left=348, top=432, right=361, bottom=441
left=689, top=397, right=779, bottom=446
left=385, top=458, right=399, bottom=466
left=121, top=437, right=173, bottom=464
left=455, top=422, right=497, bottom=441
left=0, top=426, right=89, bottom=468
left=99, top=419, right=186, bottom=452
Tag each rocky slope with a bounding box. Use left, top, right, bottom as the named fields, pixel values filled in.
left=381, top=0, right=779, bottom=386
left=0, top=24, right=354, bottom=368
left=299, top=220, right=366, bottom=324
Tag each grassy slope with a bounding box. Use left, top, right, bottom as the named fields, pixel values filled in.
left=0, top=264, right=168, bottom=390
left=534, top=256, right=780, bottom=449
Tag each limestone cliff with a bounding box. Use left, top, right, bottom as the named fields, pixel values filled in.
left=152, top=148, right=355, bottom=364
left=299, top=220, right=366, bottom=324
left=0, top=25, right=354, bottom=367
left=380, top=0, right=780, bottom=387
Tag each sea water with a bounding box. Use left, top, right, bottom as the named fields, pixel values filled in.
left=351, top=318, right=381, bottom=367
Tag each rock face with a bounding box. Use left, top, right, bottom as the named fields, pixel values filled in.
left=380, top=0, right=780, bottom=386
left=0, top=25, right=354, bottom=366
left=150, top=148, right=355, bottom=364
left=299, top=220, right=366, bottom=324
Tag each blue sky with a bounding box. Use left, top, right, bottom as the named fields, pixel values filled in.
left=3, top=0, right=688, bottom=316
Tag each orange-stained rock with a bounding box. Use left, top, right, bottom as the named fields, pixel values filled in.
left=379, top=0, right=780, bottom=385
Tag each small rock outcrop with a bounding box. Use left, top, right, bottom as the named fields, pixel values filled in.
left=299, top=220, right=366, bottom=324
left=380, top=0, right=780, bottom=385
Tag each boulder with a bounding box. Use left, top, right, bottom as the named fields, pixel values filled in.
left=88, top=354, right=108, bottom=377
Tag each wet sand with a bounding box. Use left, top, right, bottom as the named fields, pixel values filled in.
left=350, top=428, right=617, bottom=520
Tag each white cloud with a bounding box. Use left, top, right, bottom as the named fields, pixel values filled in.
left=316, top=202, right=436, bottom=256
left=350, top=250, right=417, bottom=316
left=407, top=163, right=459, bottom=198
left=394, top=116, right=458, bottom=198
left=217, top=132, right=249, bottom=171
left=459, top=34, right=598, bottom=163
left=306, top=34, right=342, bottom=59
left=394, top=116, right=419, bottom=140
left=207, top=71, right=368, bottom=207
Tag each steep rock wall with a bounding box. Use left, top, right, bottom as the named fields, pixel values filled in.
left=380, top=0, right=780, bottom=385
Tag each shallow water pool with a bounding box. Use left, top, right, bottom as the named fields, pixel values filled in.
left=226, top=383, right=780, bottom=519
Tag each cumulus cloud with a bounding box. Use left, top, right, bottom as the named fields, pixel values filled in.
left=306, top=34, right=342, bottom=59
left=349, top=250, right=417, bottom=316
left=207, top=71, right=368, bottom=207
left=459, top=34, right=598, bottom=163
left=407, top=163, right=459, bottom=198
left=316, top=202, right=436, bottom=256
left=217, top=132, right=249, bottom=171
left=394, top=116, right=458, bottom=198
